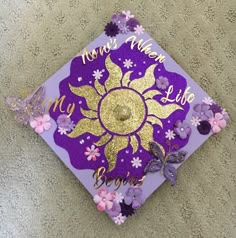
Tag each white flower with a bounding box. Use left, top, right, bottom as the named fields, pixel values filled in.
left=122, top=10, right=134, bottom=20
left=93, top=69, right=103, bottom=80
left=114, top=192, right=124, bottom=203
left=58, top=127, right=68, bottom=135
left=123, top=59, right=133, bottom=69
left=191, top=116, right=201, bottom=127
left=131, top=157, right=142, bottom=168
left=134, top=25, right=145, bottom=35
left=113, top=213, right=126, bottom=225
left=202, top=97, right=213, bottom=105
left=165, top=129, right=175, bottom=140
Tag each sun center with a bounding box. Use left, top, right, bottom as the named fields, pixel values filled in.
left=98, top=88, right=146, bottom=136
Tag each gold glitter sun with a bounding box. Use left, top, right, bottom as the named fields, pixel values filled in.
left=67, top=55, right=183, bottom=171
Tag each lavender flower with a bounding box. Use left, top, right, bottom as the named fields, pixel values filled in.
left=57, top=114, right=71, bottom=128
left=156, top=76, right=169, bottom=90
left=106, top=202, right=121, bottom=217
left=174, top=120, right=191, bottom=139
left=124, top=187, right=144, bottom=209
left=111, top=14, right=127, bottom=30
left=126, top=18, right=140, bottom=31
left=193, top=103, right=213, bottom=120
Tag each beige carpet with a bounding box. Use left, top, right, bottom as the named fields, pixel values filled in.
left=0, top=0, right=236, bottom=237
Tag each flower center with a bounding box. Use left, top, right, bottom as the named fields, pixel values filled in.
left=99, top=88, right=146, bottom=136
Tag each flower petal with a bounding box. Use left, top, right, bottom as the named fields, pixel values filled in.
left=35, top=125, right=44, bottom=134
left=97, top=201, right=106, bottom=211
left=93, top=194, right=102, bottom=204
left=30, top=120, right=37, bottom=128
left=43, top=122, right=51, bottom=131
left=42, top=114, right=50, bottom=122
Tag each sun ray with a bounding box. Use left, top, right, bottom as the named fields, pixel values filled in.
left=104, top=55, right=123, bottom=92
left=69, top=84, right=101, bottom=111
left=94, top=78, right=106, bottom=96
left=104, top=136, right=129, bottom=172
left=121, top=71, right=132, bottom=87
left=146, top=99, right=183, bottom=119
left=67, top=118, right=105, bottom=138
left=146, top=115, right=163, bottom=128
left=129, top=64, right=157, bottom=94
left=80, top=108, right=98, bottom=119
left=129, top=134, right=139, bottom=154
left=137, top=122, right=154, bottom=152
left=143, top=89, right=162, bottom=100
left=95, top=133, right=112, bottom=147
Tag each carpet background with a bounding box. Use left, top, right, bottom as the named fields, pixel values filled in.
left=0, top=0, right=236, bottom=237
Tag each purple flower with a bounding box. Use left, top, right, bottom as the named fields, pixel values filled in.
left=106, top=202, right=121, bottom=217
left=124, top=187, right=144, bottom=209
left=111, top=14, right=127, bottom=30
left=193, top=103, right=213, bottom=120
left=57, top=114, right=71, bottom=128
left=104, top=22, right=119, bottom=37
left=126, top=18, right=140, bottom=31
left=210, top=103, right=222, bottom=114
left=174, top=120, right=191, bottom=139
left=120, top=201, right=135, bottom=217
left=156, top=76, right=169, bottom=90
left=197, top=120, right=211, bottom=135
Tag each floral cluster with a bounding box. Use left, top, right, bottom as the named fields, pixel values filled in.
left=191, top=97, right=228, bottom=135
left=93, top=187, right=145, bottom=225
left=104, top=10, right=144, bottom=37
left=56, top=114, right=75, bottom=135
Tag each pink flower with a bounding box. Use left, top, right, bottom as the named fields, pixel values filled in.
left=84, top=145, right=100, bottom=161
left=30, top=114, right=51, bottom=134
left=208, top=113, right=226, bottom=133
left=93, top=188, right=115, bottom=211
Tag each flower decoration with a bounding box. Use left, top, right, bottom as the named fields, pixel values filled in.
left=127, top=18, right=140, bottom=31
left=30, top=114, right=51, bottom=134
left=131, top=157, right=142, bottom=168
left=106, top=202, right=121, bottom=217
left=123, top=59, right=133, bottom=69
left=113, top=213, right=126, bottom=225
left=208, top=112, right=226, bottom=133
left=165, top=129, right=175, bottom=140
left=124, top=187, right=144, bottom=209
left=6, top=86, right=45, bottom=125
left=114, top=192, right=124, bottom=204
left=57, top=114, right=71, bottom=128
left=174, top=120, right=191, bottom=139
left=56, top=114, right=75, bottom=134
left=156, top=76, right=169, bottom=90
left=202, top=97, right=213, bottom=105
left=193, top=103, right=213, bottom=120
left=93, top=188, right=114, bottom=211
left=93, top=69, right=103, bottom=80
left=104, top=22, right=119, bottom=37
left=122, top=10, right=134, bottom=20
left=197, top=120, right=211, bottom=135
left=120, top=201, right=135, bottom=217
left=144, top=141, right=187, bottom=185
left=84, top=145, right=100, bottom=161
left=191, top=116, right=201, bottom=127
left=134, top=25, right=145, bottom=35
left=58, top=127, right=69, bottom=135
left=210, top=103, right=222, bottom=114
left=105, top=11, right=140, bottom=36
left=111, top=13, right=127, bottom=30
left=67, top=54, right=183, bottom=172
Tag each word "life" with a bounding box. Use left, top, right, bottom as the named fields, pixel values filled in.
left=161, top=85, right=195, bottom=105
